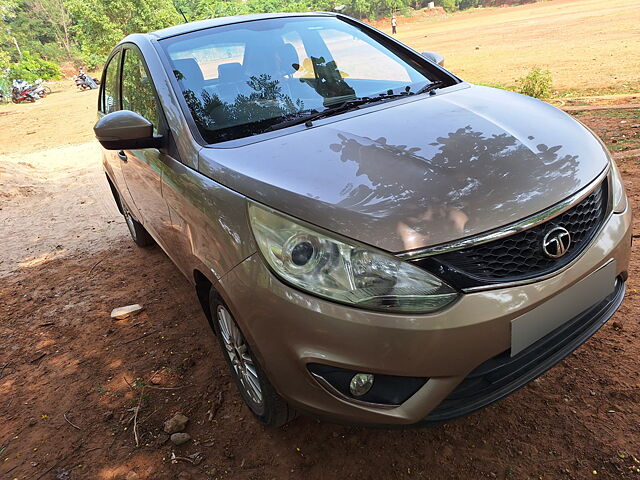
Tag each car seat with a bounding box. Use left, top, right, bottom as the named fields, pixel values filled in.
left=172, top=58, right=205, bottom=96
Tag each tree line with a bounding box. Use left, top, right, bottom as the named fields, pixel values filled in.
left=0, top=0, right=530, bottom=83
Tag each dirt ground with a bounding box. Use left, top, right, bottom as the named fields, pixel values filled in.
left=2, top=2, right=640, bottom=478
left=0, top=81, right=127, bottom=277
left=381, top=0, right=640, bottom=92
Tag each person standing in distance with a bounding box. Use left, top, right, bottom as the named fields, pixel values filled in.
left=391, top=14, right=397, bottom=34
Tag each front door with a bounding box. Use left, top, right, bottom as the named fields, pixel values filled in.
left=118, top=45, right=172, bottom=247
left=100, top=49, right=137, bottom=213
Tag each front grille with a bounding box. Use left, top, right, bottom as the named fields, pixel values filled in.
left=422, top=279, right=624, bottom=423
left=412, top=180, right=608, bottom=289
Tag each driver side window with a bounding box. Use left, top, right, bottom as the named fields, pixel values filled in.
left=101, top=51, right=120, bottom=114
left=121, top=47, right=160, bottom=134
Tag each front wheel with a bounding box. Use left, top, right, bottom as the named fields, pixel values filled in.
left=209, top=292, right=296, bottom=427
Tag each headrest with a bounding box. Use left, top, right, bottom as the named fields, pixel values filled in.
left=217, top=62, right=244, bottom=81
left=275, top=43, right=300, bottom=75
left=172, top=58, right=204, bottom=85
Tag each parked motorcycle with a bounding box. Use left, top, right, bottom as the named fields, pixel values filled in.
left=75, top=70, right=99, bottom=90
left=11, top=79, right=40, bottom=103
left=33, top=79, right=52, bottom=97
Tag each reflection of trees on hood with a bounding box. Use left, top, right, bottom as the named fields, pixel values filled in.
left=178, top=74, right=304, bottom=139
left=330, top=126, right=581, bottom=234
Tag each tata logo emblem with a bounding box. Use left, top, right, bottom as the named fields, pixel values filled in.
left=542, top=227, right=572, bottom=259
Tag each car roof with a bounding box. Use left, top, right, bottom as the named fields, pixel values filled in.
left=148, top=11, right=337, bottom=40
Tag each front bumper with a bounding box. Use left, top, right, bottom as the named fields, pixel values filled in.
left=216, top=207, right=632, bottom=425
left=424, top=278, right=625, bottom=423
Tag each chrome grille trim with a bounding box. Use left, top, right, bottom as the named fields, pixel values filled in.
left=396, top=165, right=610, bottom=261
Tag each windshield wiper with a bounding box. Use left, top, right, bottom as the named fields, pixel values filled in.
left=414, top=80, right=446, bottom=96
left=263, top=96, right=384, bottom=133
left=262, top=83, right=446, bottom=134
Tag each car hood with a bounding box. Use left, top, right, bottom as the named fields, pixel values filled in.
left=198, top=84, right=609, bottom=253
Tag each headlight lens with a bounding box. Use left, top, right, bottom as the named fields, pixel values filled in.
left=248, top=203, right=458, bottom=313
left=610, top=159, right=627, bottom=213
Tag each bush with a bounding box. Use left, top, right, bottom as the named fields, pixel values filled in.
left=517, top=67, right=552, bottom=99
left=80, top=52, right=102, bottom=71
left=437, top=0, right=457, bottom=11
left=7, top=51, right=62, bottom=82
left=435, top=0, right=482, bottom=12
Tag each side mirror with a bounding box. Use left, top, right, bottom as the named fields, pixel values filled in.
left=94, top=110, right=163, bottom=150
left=421, top=51, right=445, bottom=67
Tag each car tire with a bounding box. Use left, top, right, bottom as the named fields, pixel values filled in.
left=209, top=290, right=296, bottom=427
left=122, top=202, right=154, bottom=247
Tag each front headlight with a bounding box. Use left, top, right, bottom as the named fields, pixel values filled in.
left=610, top=159, right=627, bottom=213
left=248, top=203, right=458, bottom=313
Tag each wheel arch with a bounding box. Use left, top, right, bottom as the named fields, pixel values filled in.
left=194, top=269, right=215, bottom=330
left=105, top=172, right=125, bottom=215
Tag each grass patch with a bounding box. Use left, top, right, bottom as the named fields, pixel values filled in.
left=472, top=77, right=640, bottom=102
left=553, top=82, right=640, bottom=99
left=573, top=109, right=640, bottom=120
left=475, top=81, right=514, bottom=91
left=471, top=80, right=640, bottom=102
left=609, top=137, right=639, bottom=152
left=570, top=108, right=640, bottom=153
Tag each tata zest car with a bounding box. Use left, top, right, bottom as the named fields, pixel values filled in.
left=94, top=12, right=631, bottom=427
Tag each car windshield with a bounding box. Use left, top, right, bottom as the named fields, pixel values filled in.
left=161, top=16, right=453, bottom=143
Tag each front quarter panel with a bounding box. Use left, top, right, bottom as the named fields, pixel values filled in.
left=161, top=153, right=257, bottom=283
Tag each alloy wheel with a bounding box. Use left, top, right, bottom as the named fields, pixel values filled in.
left=216, top=305, right=264, bottom=411
left=123, top=205, right=137, bottom=241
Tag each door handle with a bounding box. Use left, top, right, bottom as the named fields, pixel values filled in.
left=117, top=150, right=128, bottom=162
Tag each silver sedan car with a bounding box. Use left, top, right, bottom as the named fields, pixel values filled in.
left=95, top=12, right=631, bottom=427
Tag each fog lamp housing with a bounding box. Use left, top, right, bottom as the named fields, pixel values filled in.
left=308, top=363, right=427, bottom=406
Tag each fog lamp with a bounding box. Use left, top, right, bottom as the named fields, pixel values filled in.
left=349, top=373, right=374, bottom=397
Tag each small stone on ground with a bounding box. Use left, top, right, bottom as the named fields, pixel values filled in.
left=164, top=412, right=189, bottom=434
left=110, top=304, right=144, bottom=320
left=170, top=432, right=192, bottom=446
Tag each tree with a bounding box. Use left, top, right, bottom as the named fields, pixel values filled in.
left=65, top=0, right=181, bottom=58
left=0, top=0, right=21, bottom=61
left=1, top=0, right=72, bottom=63
left=30, top=0, right=73, bottom=57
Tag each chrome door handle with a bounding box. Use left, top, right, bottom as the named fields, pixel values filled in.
left=117, top=150, right=128, bottom=162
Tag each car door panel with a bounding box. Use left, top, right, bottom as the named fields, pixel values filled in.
left=118, top=46, right=172, bottom=246
left=120, top=148, right=172, bottom=245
